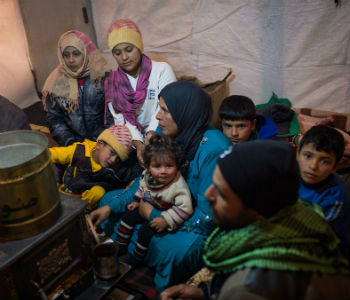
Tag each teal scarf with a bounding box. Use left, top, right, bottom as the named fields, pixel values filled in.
left=203, top=201, right=349, bottom=275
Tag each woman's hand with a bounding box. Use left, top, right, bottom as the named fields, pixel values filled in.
left=89, top=205, right=111, bottom=227
left=160, top=284, right=205, bottom=299
left=151, top=217, right=168, bottom=232
left=138, top=199, right=154, bottom=220
left=132, top=140, right=145, bottom=167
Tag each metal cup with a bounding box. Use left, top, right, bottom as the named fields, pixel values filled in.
left=93, top=242, right=120, bottom=280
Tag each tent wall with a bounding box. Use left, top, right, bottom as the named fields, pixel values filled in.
left=92, top=0, right=350, bottom=113
left=0, top=0, right=39, bottom=108
left=0, top=0, right=349, bottom=113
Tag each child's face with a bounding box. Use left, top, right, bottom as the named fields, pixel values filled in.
left=297, top=143, right=337, bottom=184
left=148, top=156, right=178, bottom=185
left=94, top=141, right=119, bottom=168
left=221, top=119, right=256, bottom=144
left=63, top=46, right=84, bottom=72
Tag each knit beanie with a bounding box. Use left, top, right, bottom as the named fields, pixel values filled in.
left=107, top=19, right=143, bottom=52
left=217, top=140, right=300, bottom=217
left=97, top=125, right=132, bottom=162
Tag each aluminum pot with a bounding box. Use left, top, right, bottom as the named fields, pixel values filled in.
left=0, top=130, right=61, bottom=241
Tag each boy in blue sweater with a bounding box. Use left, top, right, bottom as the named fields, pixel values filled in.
left=297, top=125, right=349, bottom=258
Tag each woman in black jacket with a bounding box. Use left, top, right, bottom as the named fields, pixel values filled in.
left=42, top=30, right=113, bottom=146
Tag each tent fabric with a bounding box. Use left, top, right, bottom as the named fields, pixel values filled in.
left=0, top=0, right=40, bottom=108
left=91, top=0, right=350, bottom=114
left=0, top=1, right=349, bottom=112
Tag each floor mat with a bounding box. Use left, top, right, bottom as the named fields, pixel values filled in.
left=106, top=264, right=159, bottom=300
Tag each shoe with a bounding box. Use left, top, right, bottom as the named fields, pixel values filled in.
left=119, top=253, right=143, bottom=268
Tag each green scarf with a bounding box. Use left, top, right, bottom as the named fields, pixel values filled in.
left=203, top=201, right=349, bottom=275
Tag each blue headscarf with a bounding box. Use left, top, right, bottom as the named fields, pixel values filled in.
left=159, top=81, right=212, bottom=160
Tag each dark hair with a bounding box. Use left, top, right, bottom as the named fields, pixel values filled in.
left=298, top=125, right=345, bottom=163
left=219, top=95, right=256, bottom=121
left=143, top=134, right=185, bottom=169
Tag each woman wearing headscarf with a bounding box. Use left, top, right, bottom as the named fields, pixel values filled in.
left=104, top=19, right=176, bottom=164
left=42, top=30, right=112, bottom=146
left=90, top=81, right=231, bottom=291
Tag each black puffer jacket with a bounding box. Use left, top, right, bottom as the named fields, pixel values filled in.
left=45, top=75, right=113, bottom=146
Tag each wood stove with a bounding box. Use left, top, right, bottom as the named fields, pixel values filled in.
left=0, top=194, right=94, bottom=299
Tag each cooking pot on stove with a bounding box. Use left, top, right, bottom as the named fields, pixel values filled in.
left=0, top=130, right=61, bottom=241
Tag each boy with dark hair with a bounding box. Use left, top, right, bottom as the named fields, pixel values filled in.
left=297, top=124, right=349, bottom=257
left=219, top=95, right=276, bottom=144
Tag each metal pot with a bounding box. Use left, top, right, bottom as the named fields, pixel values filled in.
left=0, top=130, right=61, bottom=241
left=93, top=242, right=120, bottom=280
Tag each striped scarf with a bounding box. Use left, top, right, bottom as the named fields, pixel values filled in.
left=203, top=200, right=349, bottom=275
left=104, top=54, right=152, bottom=133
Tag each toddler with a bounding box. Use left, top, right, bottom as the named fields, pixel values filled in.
left=116, top=134, right=193, bottom=267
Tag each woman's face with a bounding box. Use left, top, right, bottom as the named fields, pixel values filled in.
left=112, top=43, right=142, bottom=77
left=156, top=97, right=178, bottom=136
left=63, top=46, right=84, bottom=72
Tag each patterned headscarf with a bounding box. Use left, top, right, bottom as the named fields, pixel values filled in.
left=42, top=30, right=110, bottom=113
left=159, top=81, right=212, bottom=161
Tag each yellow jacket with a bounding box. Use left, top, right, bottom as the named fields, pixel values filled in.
left=49, top=139, right=105, bottom=209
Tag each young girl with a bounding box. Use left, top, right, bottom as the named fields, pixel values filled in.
left=116, top=134, right=193, bottom=267
left=104, top=19, right=176, bottom=164
left=42, top=30, right=112, bottom=146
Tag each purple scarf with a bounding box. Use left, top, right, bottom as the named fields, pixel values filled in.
left=104, top=54, right=152, bottom=133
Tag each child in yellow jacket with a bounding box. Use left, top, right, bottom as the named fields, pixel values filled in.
left=49, top=125, right=132, bottom=209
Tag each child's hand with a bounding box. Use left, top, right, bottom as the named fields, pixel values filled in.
left=81, top=185, right=106, bottom=209
left=151, top=217, right=168, bottom=232
left=127, top=201, right=139, bottom=210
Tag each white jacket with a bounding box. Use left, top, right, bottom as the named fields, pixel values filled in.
left=108, top=60, right=176, bottom=142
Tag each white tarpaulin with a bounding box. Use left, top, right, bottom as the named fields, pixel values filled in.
left=0, top=0, right=40, bottom=108
left=0, top=0, right=349, bottom=113
left=92, top=0, right=350, bottom=113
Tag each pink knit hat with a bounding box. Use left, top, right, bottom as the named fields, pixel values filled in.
left=97, top=125, right=132, bottom=161
left=107, top=19, right=143, bottom=52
